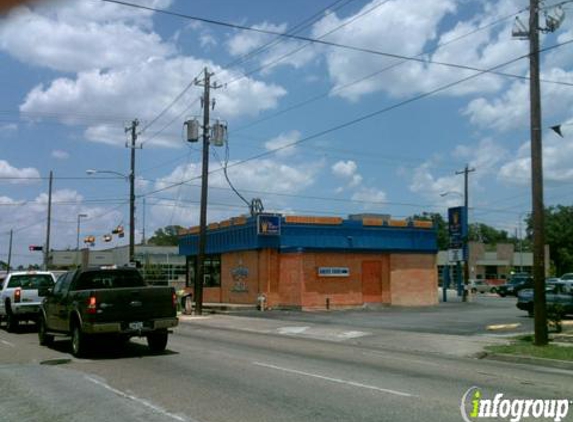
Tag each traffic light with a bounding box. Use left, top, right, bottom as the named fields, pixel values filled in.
left=29, top=245, right=43, bottom=251
left=112, top=225, right=124, bottom=238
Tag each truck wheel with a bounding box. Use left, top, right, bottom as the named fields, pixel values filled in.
left=5, top=302, right=18, bottom=333
left=71, top=322, right=89, bottom=358
left=147, top=331, right=168, bottom=353
left=38, top=314, right=53, bottom=346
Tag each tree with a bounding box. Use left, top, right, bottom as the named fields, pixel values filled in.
left=147, top=225, right=185, bottom=246
left=526, top=205, right=573, bottom=275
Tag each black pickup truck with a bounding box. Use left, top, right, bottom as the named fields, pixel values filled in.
left=37, top=267, right=178, bottom=357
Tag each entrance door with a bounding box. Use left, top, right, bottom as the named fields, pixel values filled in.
left=362, top=259, right=390, bottom=304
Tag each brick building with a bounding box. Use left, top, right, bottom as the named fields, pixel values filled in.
left=178, top=214, right=438, bottom=310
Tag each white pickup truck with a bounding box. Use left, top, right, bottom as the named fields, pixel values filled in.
left=0, top=271, right=56, bottom=332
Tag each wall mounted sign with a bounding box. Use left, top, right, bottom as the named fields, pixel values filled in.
left=318, top=267, right=350, bottom=277
left=257, top=214, right=281, bottom=236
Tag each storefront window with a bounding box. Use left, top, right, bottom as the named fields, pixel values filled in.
left=189, top=255, right=221, bottom=287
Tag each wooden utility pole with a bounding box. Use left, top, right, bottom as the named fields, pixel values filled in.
left=44, top=170, right=53, bottom=270
left=7, top=229, right=13, bottom=274
left=127, top=119, right=139, bottom=264
left=456, top=164, right=475, bottom=302
left=529, top=0, right=548, bottom=345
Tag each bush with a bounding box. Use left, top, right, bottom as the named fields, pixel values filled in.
left=547, top=304, right=564, bottom=333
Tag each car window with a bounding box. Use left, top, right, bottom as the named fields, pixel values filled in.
left=53, top=272, right=73, bottom=296
left=7, top=274, right=54, bottom=290
left=72, top=271, right=145, bottom=291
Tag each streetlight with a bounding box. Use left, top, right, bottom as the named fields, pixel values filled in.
left=440, top=191, right=463, bottom=198
left=86, top=168, right=135, bottom=263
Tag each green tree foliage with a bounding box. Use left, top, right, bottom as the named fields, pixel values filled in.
left=147, top=225, right=185, bottom=246
left=527, top=205, right=573, bottom=275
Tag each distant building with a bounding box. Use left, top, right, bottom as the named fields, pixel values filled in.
left=179, top=214, right=438, bottom=310
left=437, top=241, right=550, bottom=282
left=49, top=245, right=186, bottom=286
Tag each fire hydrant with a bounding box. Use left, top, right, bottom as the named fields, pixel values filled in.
left=257, top=293, right=267, bottom=311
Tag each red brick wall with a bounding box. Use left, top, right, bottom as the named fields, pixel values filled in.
left=390, top=254, right=438, bottom=306
left=298, top=252, right=367, bottom=309
left=211, top=249, right=437, bottom=308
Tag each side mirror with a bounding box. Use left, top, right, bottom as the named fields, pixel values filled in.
left=38, top=287, right=53, bottom=297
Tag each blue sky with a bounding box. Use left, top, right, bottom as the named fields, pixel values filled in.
left=1, top=0, right=573, bottom=267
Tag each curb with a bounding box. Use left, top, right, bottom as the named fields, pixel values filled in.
left=483, top=352, right=573, bottom=370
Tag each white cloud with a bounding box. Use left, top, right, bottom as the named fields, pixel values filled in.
left=351, top=187, right=387, bottom=207
left=409, top=138, right=508, bottom=204
left=499, top=123, right=573, bottom=185
left=150, top=157, right=323, bottom=226
left=264, top=130, right=301, bottom=157
left=20, top=56, right=287, bottom=147
left=0, top=123, right=17, bottom=137
left=331, top=160, right=363, bottom=192
left=226, top=22, right=318, bottom=73
left=51, top=149, right=69, bottom=160
left=0, top=1, right=175, bottom=73
left=463, top=68, right=573, bottom=132
left=0, top=160, right=40, bottom=184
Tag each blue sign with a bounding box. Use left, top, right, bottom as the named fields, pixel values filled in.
left=448, top=206, right=467, bottom=249
left=257, top=214, right=281, bottom=236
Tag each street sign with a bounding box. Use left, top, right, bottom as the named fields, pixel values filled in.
left=448, top=248, right=463, bottom=262
left=257, top=214, right=281, bottom=236
left=448, top=206, right=467, bottom=249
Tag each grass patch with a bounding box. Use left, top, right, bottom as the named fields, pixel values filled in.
left=487, top=339, right=573, bottom=361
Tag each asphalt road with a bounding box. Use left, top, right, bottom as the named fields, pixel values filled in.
left=0, top=301, right=572, bottom=422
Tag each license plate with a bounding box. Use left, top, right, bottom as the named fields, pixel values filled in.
left=129, top=322, right=143, bottom=330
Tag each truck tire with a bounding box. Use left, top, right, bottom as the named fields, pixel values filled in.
left=5, top=301, right=19, bottom=333
left=38, top=314, right=54, bottom=346
left=147, top=331, right=168, bottom=353
left=71, top=321, right=89, bottom=358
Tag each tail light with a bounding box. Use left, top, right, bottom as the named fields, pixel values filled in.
left=172, top=292, right=177, bottom=309
left=14, top=288, right=21, bottom=303
left=87, top=295, right=97, bottom=314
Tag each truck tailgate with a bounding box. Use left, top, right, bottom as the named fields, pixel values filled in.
left=91, top=286, right=175, bottom=323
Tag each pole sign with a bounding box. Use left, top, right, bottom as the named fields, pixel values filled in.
left=257, top=214, right=281, bottom=236
left=448, top=206, right=468, bottom=250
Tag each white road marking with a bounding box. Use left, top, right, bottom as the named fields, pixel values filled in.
left=336, top=330, right=370, bottom=339
left=0, top=340, right=15, bottom=348
left=85, top=376, right=196, bottom=422
left=277, top=326, right=310, bottom=334
left=253, top=362, right=415, bottom=398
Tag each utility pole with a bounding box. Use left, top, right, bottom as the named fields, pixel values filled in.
left=44, top=170, right=53, bottom=270
left=126, top=119, right=139, bottom=264
left=456, top=164, right=475, bottom=302
left=528, top=0, right=547, bottom=346
left=141, top=198, right=146, bottom=245
left=194, top=67, right=221, bottom=316
left=7, top=229, right=13, bottom=274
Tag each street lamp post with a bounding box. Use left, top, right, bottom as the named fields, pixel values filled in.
left=86, top=169, right=134, bottom=263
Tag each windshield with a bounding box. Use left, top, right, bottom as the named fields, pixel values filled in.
left=7, top=274, right=54, bottom=290
left=73, top=271, right=146, bottom=290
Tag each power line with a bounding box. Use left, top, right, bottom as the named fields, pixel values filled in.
left=138, top=38, right=573, bottom=200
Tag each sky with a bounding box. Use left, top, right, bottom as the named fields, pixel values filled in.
left=1, top=0, right=573, bottom=267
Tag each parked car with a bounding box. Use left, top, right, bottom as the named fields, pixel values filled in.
left=469, top=279, right=493, bottom=294
left=517, top=282, right=573, bottom=316
left=0, top=271, right=56, bottom=332
left=495, top=275, right=533, bottom=297
left=38, top=267, right=178, bottom=357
